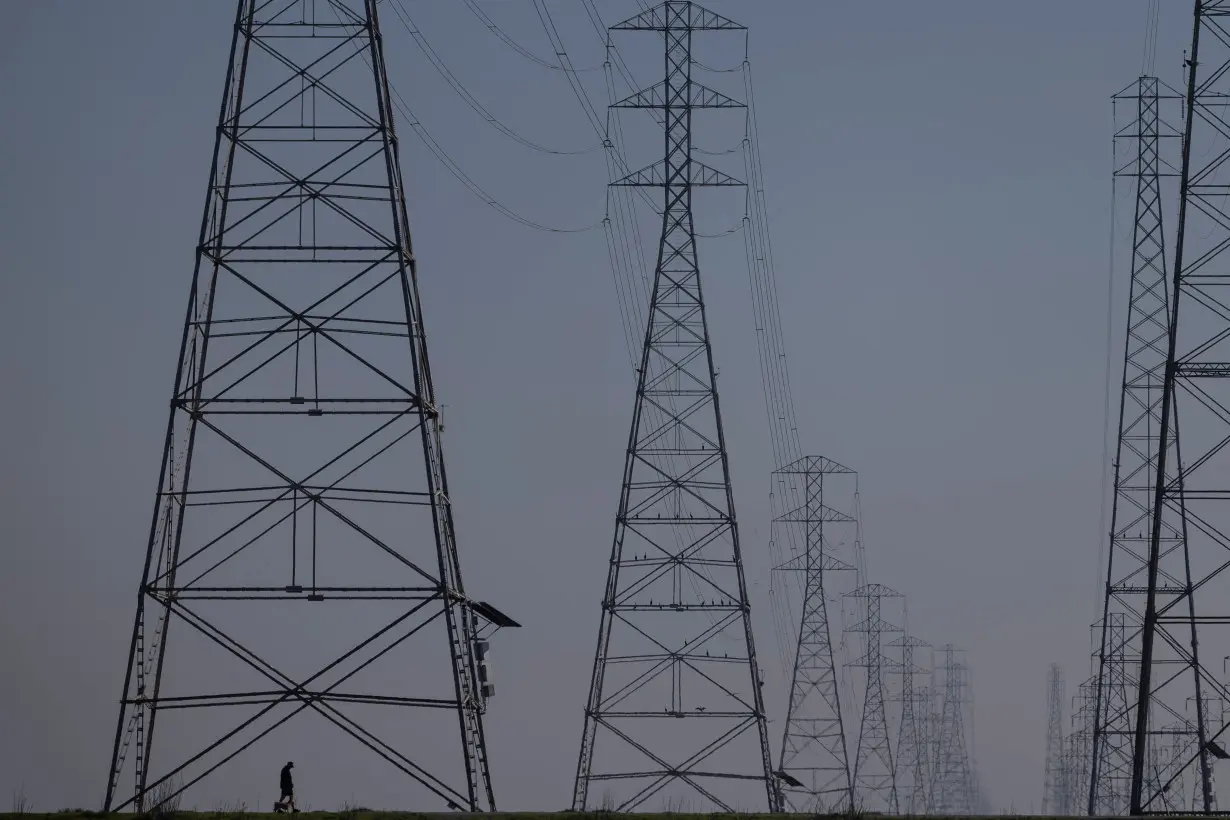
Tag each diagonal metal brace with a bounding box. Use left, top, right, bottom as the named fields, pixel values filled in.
left=613, top=80, right=744, bottom=110
left=612, top=160, right=743, bottom=188
left=610, top=1, right=745, bottom=32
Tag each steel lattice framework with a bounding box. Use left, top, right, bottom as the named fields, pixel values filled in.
left=1063, top=676, right=1096, bottom=816
left=845, top=583, right=901, bottom=814
left=571, top=2, right=774, bottom=812
left=1127, top=2, right=1230, bottom=809
left=1093, top=613, right=1137, bottom=814
left=1043, top=664, right=1066, bottom=815
left=931, top=645, right=974, bottom=815
left=770, top=457, right=855, bottom=813
left=1089, top=73, right=1188, bottom=817
left=102, top=1, right=515, bottom=812
left=889, top=635, right=931, bottom=815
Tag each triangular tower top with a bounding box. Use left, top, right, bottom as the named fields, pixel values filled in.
left=610, top=1, right=745, bottom=32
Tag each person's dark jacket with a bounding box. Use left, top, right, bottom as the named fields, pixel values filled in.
left=280, top=764, right=294, bottom=794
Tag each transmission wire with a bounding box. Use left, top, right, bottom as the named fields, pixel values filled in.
left=741, top=58, right=809, bottom=643
left=391, top=0, right=600, bottom=155
left=330, top=2, right=602, bottom=234
left=1095, top=99, right=1119, bottom=626
left=462, top=0, right=602, bottom=73
left=1142, top=0, right=1161, bottom=78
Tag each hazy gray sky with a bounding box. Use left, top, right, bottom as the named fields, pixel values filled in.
left=0, top=0, right=1194, bottom=813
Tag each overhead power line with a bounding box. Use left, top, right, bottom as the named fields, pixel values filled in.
left=462, top=0, right=602, bottom=73
left=391, top=0, right=600, bottom=156
left=333, top=1, right=602, bottom=233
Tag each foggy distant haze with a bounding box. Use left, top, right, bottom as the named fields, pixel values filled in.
left=0, top=0, right=1192, bottom=813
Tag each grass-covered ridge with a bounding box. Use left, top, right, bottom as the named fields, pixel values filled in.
left=0, top=813, right=1172, bottom=820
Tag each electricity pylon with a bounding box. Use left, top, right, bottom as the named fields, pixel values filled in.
left=889, top=634, right=931, bottom=814
left=1063, top=676, right=1096, bottom=815
left=1043, top=664, right=1066, bottom=815
left=1092, top=613, right=1135, bottom=814
left=571, top=2, right=774, bottom=812
left=102, top=1, right=516, bottom=812
left=1123, top=1, right=1230, bottom=808
left=771, top=457, right=856, bottom=813
left=932, top=645, right=974, bottom=815
left=845, top=584, right=901, bottom=813
left=1089, top=73, right=1188, bottom=817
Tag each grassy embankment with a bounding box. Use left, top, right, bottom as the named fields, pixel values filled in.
left=0, top=814, right=1127, bottom=820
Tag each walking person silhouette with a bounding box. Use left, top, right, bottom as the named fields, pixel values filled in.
left=274, top=761, right=299, bottom=813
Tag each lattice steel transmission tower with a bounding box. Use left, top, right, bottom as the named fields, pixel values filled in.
left=1156, top=721, right=1196, bottom=813
left=102, top=1, right=517, bottom=812
left=1152, top=701, right=1222, bottom=813
left=889, top=634, right=931, bottom=815
left=1060, top=736, right=1078, bottom=815
left=770, top=457, right=855, bottom=813
left=1063, top=676, right=1096, bottom=816
left=845, top=584, right=901, bottom=814
left=1043, top=664, right=1066, bottom=815
left=1092, top=613, right=1135, bottom=814
left=571, top=2, right=774, bottom=812
left=1124, top=3, right=1230, bottom=811
left=1089, top=73, right=1186, bottom=817
left=932, top=645, right=974, bottom=815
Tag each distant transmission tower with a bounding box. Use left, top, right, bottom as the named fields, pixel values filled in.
left=771, top=457, right=855, bottom=813
left=932, top=645, right=974, bottom=815
left=1159, top=720, right=1195, bottom=812
left=1060, top=736, right=1077, bottom=815
left=1062, top=676, right=1096, bottom=816
left=1089, top=73, right=1188, bottom=817
left=1043, top=664, right=1066, bottom=815
left=571, top=2, right=774, bottom=812
left=845, top=584, right=901, bottom=813
left=1152, top=700, right=1221, bottom=814
left=102, top=1, right=517, bottom=812
left=1125, top=2, right=1230, bottom=810
left=889, top=634, right=932, bottom=814
left=1092, top=614, right=1134, bottom=814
